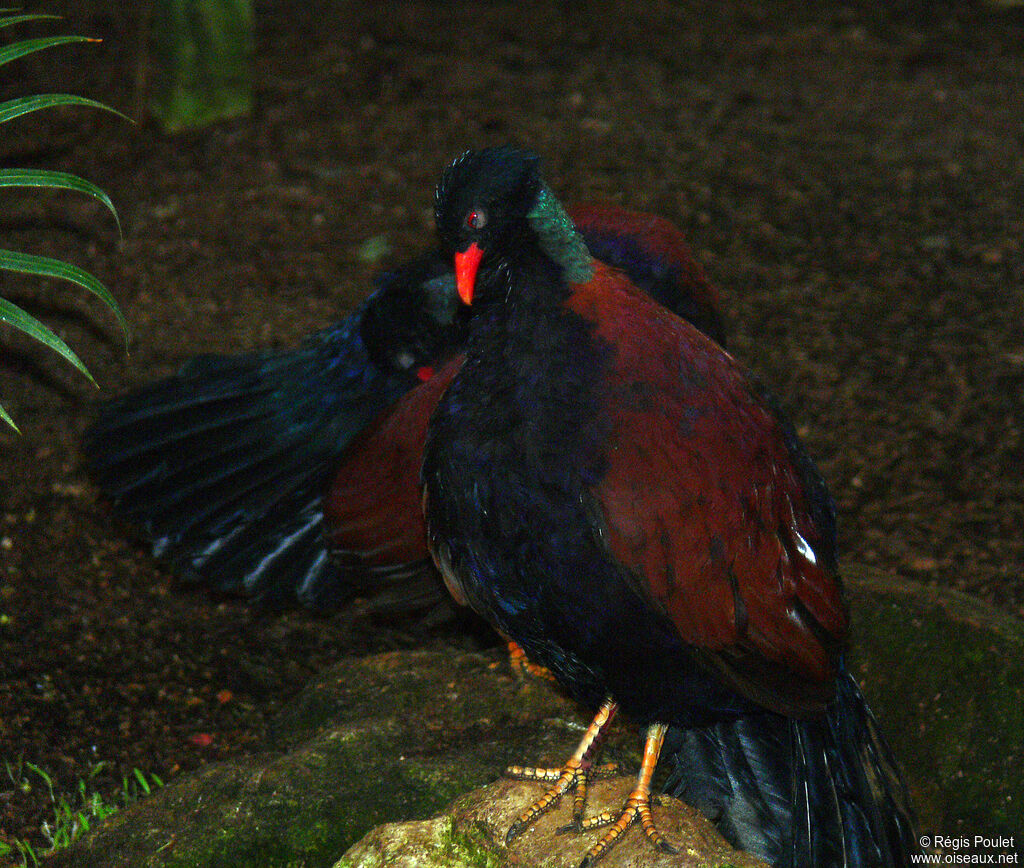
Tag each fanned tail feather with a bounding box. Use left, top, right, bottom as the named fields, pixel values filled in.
left=663, top=672, right=918, bottom=867
left=84, top=301, right=411, bottom=609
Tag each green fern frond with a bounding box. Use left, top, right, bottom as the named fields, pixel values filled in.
left=0, top=19, right=128, bottom=431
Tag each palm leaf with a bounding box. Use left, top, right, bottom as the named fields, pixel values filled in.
left=0, top=296, right=95, bottom=384
left=0, top=34, right=98, bottom=68
left=0, top=250, right=128, bottom=342
left=0, top=93, right=131, bottom=126
left=0, top=403, right=18, bottom=433
left=0, top=20, right=128, bottom=430
left=0, top=14, right=62, bottom=29
left=0, top=169, right=121, bottom=234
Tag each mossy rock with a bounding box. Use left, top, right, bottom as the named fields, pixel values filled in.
left=335, top=778, right=768, bottom=868
left=49, top=572, right=1022, bottom=866
left=846, top=570, right=1023, bottom=839
left=46, top=649, right=599, bottom=868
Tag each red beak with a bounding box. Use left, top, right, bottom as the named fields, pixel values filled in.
left=454, top=242, right=483, bottom=305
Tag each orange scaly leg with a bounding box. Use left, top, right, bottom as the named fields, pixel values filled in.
left=506, top=640, right=557, bottom=683
left=505, top=697, right=620, bottom=843
left=575, top=722, right=677, bottom=867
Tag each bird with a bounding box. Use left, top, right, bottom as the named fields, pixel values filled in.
left=85, top=203, right=725, bottom=623
left=321, top=200, right=724, bottom=605
left=419, top=146, right=918, bottom=867
left=84, top=252, right=468, bottom=612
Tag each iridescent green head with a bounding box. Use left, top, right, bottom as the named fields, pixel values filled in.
left=434, top=146, right=593, bottom=304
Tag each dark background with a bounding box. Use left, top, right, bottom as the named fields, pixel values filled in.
left=1, top=0, right=1022, bottom=853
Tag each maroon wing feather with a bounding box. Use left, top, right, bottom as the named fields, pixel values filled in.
left=569, top=200, right=724, bottom=343
left=570, top=202, right=714, bottom=291
left=324, top=357, right=462, bottom=566
left=569, top=264, right=848, bottom=714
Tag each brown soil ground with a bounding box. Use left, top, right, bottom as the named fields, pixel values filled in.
left=2, top=0, right=1022, bottom=854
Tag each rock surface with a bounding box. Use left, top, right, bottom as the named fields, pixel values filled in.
left=46, top=572, right=1023, bottom=867
left=336, top=778, right=768, bottom=868
left=47, top=649, right=587, bottom=867
left=846, top=572, right=1023, bottom=839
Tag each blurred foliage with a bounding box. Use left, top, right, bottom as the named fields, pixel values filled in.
left=148, top=0, right=254, bottom=132
left=0, top=12, right=127, bottom=432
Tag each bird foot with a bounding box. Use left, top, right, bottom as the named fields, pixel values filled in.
left=503, top=716, right=674, bottom=867
left=574, top=787, right=678, bottom=867
left=505, top=759, right=620, bottom=843
left=504, top=697, right=620, bottom=845
left=506, top=640, right=557, bottom=683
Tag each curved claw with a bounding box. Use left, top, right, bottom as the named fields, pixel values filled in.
left=577, top=723, right=674, bottom=868
left=503, top=708, right=675, bottom=868
left=505, top=753, right=592, bottom=844
left=506, top=815, right=535, bottom=845
left=504, top=698, right=618, bottom=844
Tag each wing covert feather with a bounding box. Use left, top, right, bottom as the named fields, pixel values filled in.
left=569, top=267, right=847, bottom=709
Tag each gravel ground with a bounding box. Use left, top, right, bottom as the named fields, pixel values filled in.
left=1, top=0, right=1022, bottom=853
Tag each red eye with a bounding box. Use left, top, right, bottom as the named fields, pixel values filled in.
left=465, top=208, right=487, bottom=230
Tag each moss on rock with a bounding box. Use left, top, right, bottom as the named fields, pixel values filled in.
left=847, top=570, right=1023, bottom=839
left=48, top=574, right=1021, bottom=866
